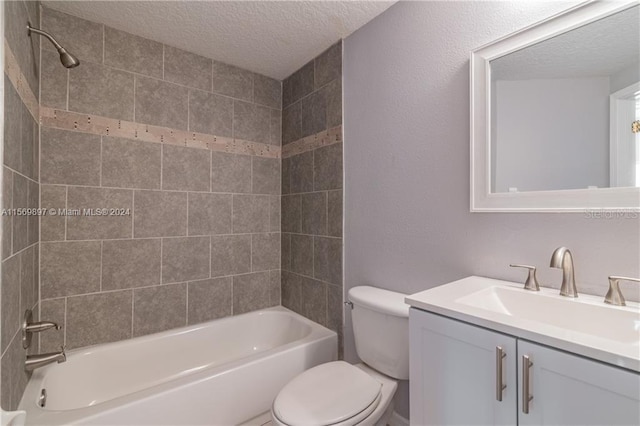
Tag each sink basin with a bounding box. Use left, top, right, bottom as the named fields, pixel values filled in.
left=406, top=276, right=640, bottom=371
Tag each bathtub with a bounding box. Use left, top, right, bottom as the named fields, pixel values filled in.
left=19, top=307, right=337, bottom=425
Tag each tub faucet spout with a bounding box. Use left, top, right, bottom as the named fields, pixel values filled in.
left=550, top=246, right=578, bottom=297
left=25, top=348, right=66, bottom=371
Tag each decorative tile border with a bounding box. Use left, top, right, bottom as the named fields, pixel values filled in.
left=282, top=126, right=343, bottom=158
left=40, top=107, right=281, bottom=158
left=4, top=40, right=39, bottom=121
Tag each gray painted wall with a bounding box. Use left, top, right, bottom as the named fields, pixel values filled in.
left=343, top=1, right=640, bottom=417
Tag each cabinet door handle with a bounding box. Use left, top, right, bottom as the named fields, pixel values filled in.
left=495, top=346, right=506, bottom=401
left=522, top=355, right=534, bottom=414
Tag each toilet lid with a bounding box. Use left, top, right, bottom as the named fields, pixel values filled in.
left=272, top=361, right=382, bottom=426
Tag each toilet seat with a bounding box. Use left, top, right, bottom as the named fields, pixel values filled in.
left=272, top=361, right=382, bottom=426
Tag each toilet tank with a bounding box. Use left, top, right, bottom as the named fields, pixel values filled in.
left=348, top=286, right=410, bottom=380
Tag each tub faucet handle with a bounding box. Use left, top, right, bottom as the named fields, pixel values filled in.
left=22, top=309, right=63, bottom=349
left=510, top=264, right=540, bottom=291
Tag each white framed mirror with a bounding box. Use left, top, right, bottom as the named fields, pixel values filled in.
left=471, top=0, right=640, bottom=212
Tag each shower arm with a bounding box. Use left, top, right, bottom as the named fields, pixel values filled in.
left=27, top=24, right=64, bottom=51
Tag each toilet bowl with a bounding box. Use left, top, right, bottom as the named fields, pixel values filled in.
left=271, top=286, right=409, bottom=425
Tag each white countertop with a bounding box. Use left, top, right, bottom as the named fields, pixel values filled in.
left=406, top=276, right=640, bottom=372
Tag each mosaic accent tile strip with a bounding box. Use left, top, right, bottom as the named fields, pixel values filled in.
left=282, top=126, right=342, bottom=159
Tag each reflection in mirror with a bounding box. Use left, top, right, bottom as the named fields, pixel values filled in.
left=490, top=5, right=639, bottom=193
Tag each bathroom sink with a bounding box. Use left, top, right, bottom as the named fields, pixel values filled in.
left=406, top=276, right=640, bottom=371
left=455, top=285, right=640, bottom=344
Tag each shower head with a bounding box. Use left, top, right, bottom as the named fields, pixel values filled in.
left=27, top=22, right=80, bottom=68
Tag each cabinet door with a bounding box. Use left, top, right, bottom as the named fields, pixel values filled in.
left=518, top=340, right=640, bottom=426
left=410, top=309, right=517, bottom=425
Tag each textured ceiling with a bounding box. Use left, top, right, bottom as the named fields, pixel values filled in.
left=43, top=0, right=396, bottom=80
left=492, top=4, right=639, bottom=80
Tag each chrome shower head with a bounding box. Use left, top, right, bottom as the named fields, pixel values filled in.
left=27, top=22, right=80, bottom=69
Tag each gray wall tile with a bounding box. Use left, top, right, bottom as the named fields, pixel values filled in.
left=133, top=283, right=186, bottom=336
left=212, top=61, right=253, bottom=101
left=233, top=101, right=270, bottom=144
left=20, top=103, right=38, bottom=181
left=66, top=186, right=133, bottom=240
left=102, top=239, right=161, bottom=290
left=270, top=270, right=281, bottom=306
left=41, top=127, right=101, bottom=186
left=11, top=174, right=28, bottom=253
left=282, top=101, right=302, bottom=145
left=328, top=190, right=343, bottom=237
left=102, top=137, right=161, bottom=189
left=5, top=1, right=39, bottom=95
left=20, top=246, right=38, bottom=315
left=315, top=42, right=342, bottom=89
left=254, top=74, right=281, bottom=109
left=187, top=277, right=232, bottom=324
left=66, top=291, right=133, bottom=349
left=233, top=272, right=270, bottom=314
left=40, top=298, right=65, bottom=352
left=327, top=284, right=343, bottom=333
left=232, top=194, right=270, bottom=233
left=324, top=78, right=342, bottom=128
left=270, top=109, right=282, bottom=146
left=3, top=77, right=21, bottom=172
left=40, top=49, right=68, bottom=109
left=313, top=237, right=343, bottom=285
left=314, top=143, right=343, bottom=191
left=301, top=90, right=327, bottom=138
left=302, top=277, right=327, bottom=326
left=2, top=168, right=13, bottom=259
left=270, top=195, right=281, bottom=232
left=1, top=254, right=20, bottom=352
left=302, top=192, right=327, bottom=235
left=291, top=234, right=313, bottom=276
left=27, top=179, right=39, bottom=246
left=290, top=151, right=314, bottom=194
left=282, top=157, right=291, bottom=195
left=281, top=194, right=301, bottom=233
left=41, top=241, right=101, bottom=299
left=1, top=327, right=29, bottom=410
left=188, top=91, right=233, bottom=137
left=69, top=61, right=135, bottom=121
left=188, top=193, right=232, bottom=235
left=104, top=27, right=163, bottom=78
left=162, top=236, right=210, bottom=283
left=252, top=157, right=280, bottom=195
left=133, top=190, right=187, bottom=237
left=211, top=152, right=251, bottom=193
left=162, top=145, right=210, bottom=191
left=252, top=233, right=280, bottom=272
left=281, top=233, right=291, bottom=271
left=210, top=234, right=251, bottom=277
left=164, top=45, right=212, bottom=91
left=135, top=76, right=188, bottom=130
left=281, top=271, right=302, bottom=314
left=42, top=7, right=103, bottom=65
left=283, top=61, right=314, bottom=108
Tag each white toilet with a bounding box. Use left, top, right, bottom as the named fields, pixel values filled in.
left=271, top=286, right=409, bottom=426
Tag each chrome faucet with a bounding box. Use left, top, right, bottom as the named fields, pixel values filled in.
left=550, top=247, right=578, bottom=297
left=25, top=348, right=66, bottom=371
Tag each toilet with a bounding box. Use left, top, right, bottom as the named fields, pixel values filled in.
left=271, top=286, right=409, bottom=426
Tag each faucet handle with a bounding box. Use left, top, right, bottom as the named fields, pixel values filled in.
left=510, top=264, right=540, bottom=291
left=604, top=276, right=640, bottom=306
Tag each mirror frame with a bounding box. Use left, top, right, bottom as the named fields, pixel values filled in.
left=470, top=0, right=640, bottom=212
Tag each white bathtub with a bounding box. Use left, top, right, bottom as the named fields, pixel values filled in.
left=19, top=307, right=337, bottom=425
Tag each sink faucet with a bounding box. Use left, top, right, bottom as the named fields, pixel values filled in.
left=25, top=348, right=66, bottom=372
left=550, top=247, right=578, bottom=297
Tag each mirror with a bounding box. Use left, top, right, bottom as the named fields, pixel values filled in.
left=471, top=1, right=640, bottom=211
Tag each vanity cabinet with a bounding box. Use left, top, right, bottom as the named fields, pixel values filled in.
left=410, top=309, right=640, bottom=426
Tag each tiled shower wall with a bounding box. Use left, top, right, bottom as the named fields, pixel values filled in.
left=37, top=7, right=282, bottom=352
left=1, top=0, right=41, bottom=410
left=280, top=42, right=344, bottom=352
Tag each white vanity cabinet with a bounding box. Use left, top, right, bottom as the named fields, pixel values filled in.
left=410, top=308, right=640, bottom=426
